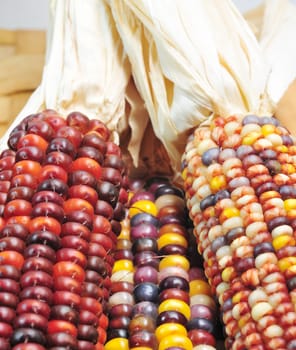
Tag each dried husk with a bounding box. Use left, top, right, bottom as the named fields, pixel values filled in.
left=110, top=0, right=296, bottom=179
left=0, top=0, right=148, bottom=170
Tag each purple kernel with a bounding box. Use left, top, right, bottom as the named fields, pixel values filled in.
left=236, top=145, right=255, bottom=160
left=242, top=115, right=260, bottom=125
left=202, top=147, right=220, bottom=166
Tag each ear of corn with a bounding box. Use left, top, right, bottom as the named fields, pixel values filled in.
left=0, top=110, right=128, bottom=350
left=182, top=114, right=296, bottom=350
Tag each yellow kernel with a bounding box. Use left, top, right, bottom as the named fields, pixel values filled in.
left=272, top=235, right=296, bottom=251
left=232, top=291, right=246, bottom=304
left=157, top=233, right=188, bottom=250
left=210, top=175, right=227, bottom=193
left=112, top=259, right=134, bottom=274
left=284, top=199, right=296, bottom=211
left=261, top=124, right=276, bottom=136
left=220, top=207, right=240, bottom=222
left=222, top=266, right=236, bottom=282
left=276, top=145, right=288, bottom=153
left=278, top=256, right=296, bottom=272
left=282, top=164, right=295, bottom=175
left=117, top=228, right=130, bottom=240
left=238, top=314, right=252, bottom=329
left=159, top=334, right=193, bottom=350
left=155, top=323, right=187, bottom=342
left=129, top=200, right=158, bottom=217
left=189, top=280, right=212, bottom=297
left=242, top=132, right=261, bottom=145
left=287, top=209, right=296, bottom=220
left=286, top=265, right=296, bottom=275
left=159, top=255, right=190, bottom=271
left=159, top=299, right=191, bottom=320
left=105, top=338, right=129, bottom=350
left=181, top=168, right=188, bottom=180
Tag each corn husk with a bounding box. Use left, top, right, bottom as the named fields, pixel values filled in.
left=0, top=0, right=145, bottom=167
left=110, top=0, right=296, bottom=178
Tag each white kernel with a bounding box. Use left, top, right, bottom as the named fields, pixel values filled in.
left=222, top=158, right=242, bottom=173
left=231, top=186, right=255, bottom=201
left=271, top=224, right=293, bottom=238
left=236, top=194, right=257, bottom=208
left=230, top=236, right=250, bottom=251
left=207, top=163, right=223, bottom=179
left=218, top=255, right=233, bottom=269
left=222, top=216, right=243, bottom=234
left=241, top=123, right=261, bottom=136
left=265, top=197, right=284, bottom=209
left=240, top=203, right=263, bottom=217
left=190, top=294, right=216, bottom=310
left=192, top=176, right=207, bottom=192
left=263, top=325, right=283, bottom=338
left=246, top=222, right=268, bottom=238
left=248, top=289, right=268, bottom=308
left=253, top=138, right=273, bottom=151
left=197, top=184, right=212, bottom=199
left=193, top=345, right=216, bottom=350
left=216, top=282, right=230, bottom=298
left=110, top=271, right=134, bottom=283
left=224, top=121, right=241, bottom=136
left=197, top=139, right=218, bottom=155
left=251, top=302, right=273, bottom=322
left=266, top=133, right=283, bottom=146
left=255, top=252, right=278, bottom=269
left=216, top=245, right=231, bottom=260
left=208, top=225, right=223, bottom=242
left=262, top=272, right=282, bottom=284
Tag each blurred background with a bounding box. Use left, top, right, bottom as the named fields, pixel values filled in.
left=0, top=0, right=295, bottom=136
left=0, top=0, right=265, bottom=30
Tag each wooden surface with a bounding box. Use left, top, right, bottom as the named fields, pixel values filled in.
left=0, top=29, right=45, bottom=138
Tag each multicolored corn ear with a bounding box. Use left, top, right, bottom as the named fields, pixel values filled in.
left=182, top=114, right=296, bottom=350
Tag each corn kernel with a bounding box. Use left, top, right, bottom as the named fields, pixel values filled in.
left=181, top=168, right=188, bottom=180
left=210, top=175, right=227, bottom=193
left=222, top=266, right=236, bottom=282
left=284, top=199, right=296, bottom=211
left=261, top=124, right=276, bottom=136
left=112, top=259, right=134, bottom=273
left=189, top=280, right=212, bottom=296
left=158, top=334, right=193, bottom=350
left=159, top=299, right=191, bottom=320
left=117, top=228, right=130, bottom=240
left=266, top=133, right=283, bottom=146
left=159, top=255, right=190, bottom=271
left=278, top=257, right=296, bottom=272
left=251, top=301, right=273, bottom=322
left=282, top=164, right=295, bottom=175
left=155, top=323, right=187, bottom=342
left=242, top=132, right=261, bottom=145
left=287, top=209, right=296, bottom=220
left=129, top=200, right=158, bottom=217
left=272, top=235, right=296, bottom=251
left=105, top=338, right=129, bottom=350
left=238, top=314, right=252, bottom=329
left=220, top=207, right=240, bottom=223
left=276, top=145, right=288, bottom=153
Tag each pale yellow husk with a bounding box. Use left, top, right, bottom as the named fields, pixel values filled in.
left=0, top=0, right=146, bottom=169
left=109, top=0, right=296, bottom=178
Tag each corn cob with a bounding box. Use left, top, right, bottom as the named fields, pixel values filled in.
left=182, top=114, right=296, bottom=350
left=0, top=109, right=128, bottom=349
